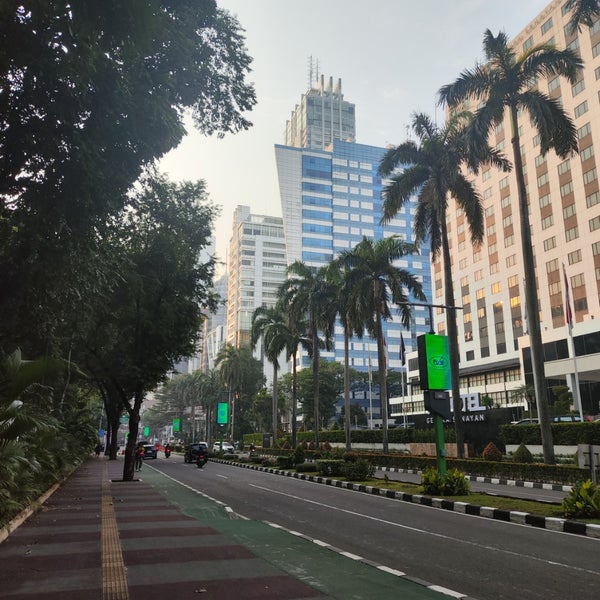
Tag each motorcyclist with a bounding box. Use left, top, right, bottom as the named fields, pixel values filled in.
left=164, top=443, right=171, bottom=458
left=196, top=446, right=207, bottom=468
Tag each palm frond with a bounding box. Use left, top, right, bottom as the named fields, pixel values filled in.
left=564, top=0, right=600, bottom=33
left=520, top=45, right=583, bottom=85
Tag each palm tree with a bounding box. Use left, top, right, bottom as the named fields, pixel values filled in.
left=280, top=261, right=337, bottom=445
left=215, top=344, right=246, bottom=440
left=438, top=29, right=582, bottom=464
left=564, top=0, right=600, bottom=33
left=326, top=260, right=370, bottom=451
left=378, top=112, right=507, bottom=458
left=337, top=236, right=426, bottom=453
left=251, top=303, right=289, bottom=444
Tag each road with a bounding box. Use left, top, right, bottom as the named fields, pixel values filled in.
left=148, top=457, right=599, bottom=600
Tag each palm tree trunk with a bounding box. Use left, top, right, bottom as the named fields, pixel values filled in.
left=510, top=104, right=555, bottom=464
left=441, top=219, right=465, bottom=458
left=344, top=327, right=351, bottom=451
left=312, top=319, right=320, bottom=446
left=272, top=364, right=278, bottom=445
left=374, top=279, right=389, bottom=453
left=292, top=349, right=298, bottom=448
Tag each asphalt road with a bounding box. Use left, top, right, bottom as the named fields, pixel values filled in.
left=149, top=457, right=599, bottom=600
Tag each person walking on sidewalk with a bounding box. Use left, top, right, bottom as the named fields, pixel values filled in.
left=135, top=444, right=145, bottom=471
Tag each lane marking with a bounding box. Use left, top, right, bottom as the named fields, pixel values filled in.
left=249, top=482, right=600, bottom=577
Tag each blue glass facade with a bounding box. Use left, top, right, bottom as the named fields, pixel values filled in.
left=276, top=139, right=433, bottom=374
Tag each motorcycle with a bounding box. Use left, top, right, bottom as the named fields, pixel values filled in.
left=164, top=447, right=171, bottom=458
left=196, top=450, right=207, bottom=468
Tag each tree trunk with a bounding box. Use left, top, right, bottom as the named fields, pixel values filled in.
left=374, top=279, right=389, bottom=453
left=291, top=349, right=298, bottom=448
left=272, top=363, right=278, bottom=444
left=441, top=218, right=465, bottom=458
left=312, top=319, right=320, bottom=446
left=510, top=104, right=555, bottom=464
left=344, top=327, right=351, bottom=452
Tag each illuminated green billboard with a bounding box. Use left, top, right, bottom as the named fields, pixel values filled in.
left=417, top=334, right=451, bottom=390
left=217, top=402, right=229, bottom=424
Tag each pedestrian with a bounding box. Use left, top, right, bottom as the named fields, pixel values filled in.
left=94, top=443, right=102, bottom=457
left=135, top=444, right=144, bottom=471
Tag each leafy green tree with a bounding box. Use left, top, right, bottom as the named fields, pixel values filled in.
left=336, top=236, right=425, bottom=453
left=0, top=1, right=255, bottom=359
left=439, top=30, right=582, bottom=464
left=378, top=112, right=506, bottom=458
left=82, top=173, right=219, bottom=479
left=280, top=262, right=337, bottom=445
left=564, top=0, right=600, bottom=33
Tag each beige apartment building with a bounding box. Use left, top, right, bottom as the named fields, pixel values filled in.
left=406, top=0, right=600, bottom=418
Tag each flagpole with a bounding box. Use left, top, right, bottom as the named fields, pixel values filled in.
left=400, top=332, right=406, bottom=428
left=368, top=350, right=373, bottom=429
left=563, top=264, right=583, bottom=420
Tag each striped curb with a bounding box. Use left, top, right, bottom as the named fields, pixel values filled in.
left=376, top=466, right=574, bottom=492
left=213, top=459, right=600, bottom=539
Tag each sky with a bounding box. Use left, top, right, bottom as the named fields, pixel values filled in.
left=159, top=0, right=551, bottom=270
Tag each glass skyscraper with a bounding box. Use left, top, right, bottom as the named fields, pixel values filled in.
left=275, top=139, right=433, bottom=373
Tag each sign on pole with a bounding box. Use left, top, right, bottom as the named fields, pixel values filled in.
left=173, top=418, right=181, bottom=433
left=217, top=402, right=229, bottom=425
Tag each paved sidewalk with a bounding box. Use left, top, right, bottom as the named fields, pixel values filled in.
left=0, top=458, right=452, bottom=600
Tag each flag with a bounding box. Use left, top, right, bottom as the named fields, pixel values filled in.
left=563, top=263, right=573, bottom=332
left=367, top=351, right=373, bottom=384
left=400, top=332, right=406, bottom=366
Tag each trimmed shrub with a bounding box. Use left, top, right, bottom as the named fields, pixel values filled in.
left=343, top=458, right=374, bottom=481
left=316, top=459, right=345, bottom=477
left=276, top=455, right=295, bottom=470
left=512, top=443, right=534, bottom=464
left=482, top=442, right=503, bottom=462
left=562, top=479, right=600, bottom=518
left=293, top=445, right=305, bottom=465
left=421, top=467, right=470, bottom=496
left=295, top=462, right=317, bottom=473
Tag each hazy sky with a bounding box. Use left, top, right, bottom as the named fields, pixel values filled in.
left=159, top=0, right=551, bottom=268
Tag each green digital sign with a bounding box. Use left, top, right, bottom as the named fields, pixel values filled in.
left=417, top=334, right=451, bottom=391
left=173, top=418, right=181, bottom=433
left=143, top=426, right=150, bottom=437
left=217, top=402, right=229, bottom=425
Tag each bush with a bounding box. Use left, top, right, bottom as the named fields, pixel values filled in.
left=295, top=462, right=317, bottom=473
left=316, top=459, right=345, bottom=477
left=482, top=442, right=503, bottom=462
left=261, top=457, right=277, bottom=468
left=562, top=479, right=600, bottom=519
left=293, top=445, right=305, bottom=465
left=343, top=458, right=375, bottom=481
left=512, top=443, right=534, bottom=464
left=421, top=467, right=470, bottom=496
left=276, top=455, right=295, bottom=470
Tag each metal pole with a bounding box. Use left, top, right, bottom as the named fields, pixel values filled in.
left=434, top=414, right=447, bottom=476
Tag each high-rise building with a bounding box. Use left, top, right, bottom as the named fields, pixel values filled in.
left=226, top=205, right=288, bottom=383
left=275, top=138, right=433, bottom=379
left=284, top=75, right=356, bottom=150
left=424, top=0, right=600, bottom=416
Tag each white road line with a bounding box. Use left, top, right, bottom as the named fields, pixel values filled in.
left=248, top=482, right=600, bottom=576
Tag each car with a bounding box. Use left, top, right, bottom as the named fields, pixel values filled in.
left=213, top=441, right=234, bottom=453
left=135, top=442, right=157, bottom=459
left=511, top=418, right=539, bottom=425
left=184, top=442, right=208, bottom=464
left=552, top=415, right=583, bottom=423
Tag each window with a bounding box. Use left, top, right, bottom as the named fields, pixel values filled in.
left=506, top=254, right=516, bottom=267
left=563, top=203, right=576, bottom=219
left=578, top=122, right=592, bottom=138
left=490, top=262, right=499, bottom=274
left=539, top=193, right=551, bottom=208
left=572, top=79, right=585, bottom=96
left=499, top=176, right=509, bottom=189
left=482, top=169, right=491, bottom=181
left=568, top=249, right=582, bottom=264
left=560, top=180, right=574, bottom=196
left=587, top=190, right=600, bottom=208
left=504, top=234, right=514, bottom=247
left=546, top=258, right=559, bottom=273
left=488, top=242, right=497, bottom=255
left=535, top=154, right=546, bottom=167
left=541, top=215, right=554, bottom=229
left=537, top=173, right=549, bottom=187
left=583, top=168, right=598, bottom=184
left=548, top=77, right=561, bottom=92
left=523, top=36, right=534, bottom=51
left=566, top=226, right=579, bottom=241
left=475, top=269, right=483, bottom=281
left=593, top=42, right=600, bottom=58
left=491, top=282, right=501, bottom=294
left=485, top=205, right=495, bottom=217
left=558, top=159, right=571, bottom=174
left=543, top=236, right=556, bottom=251
left=580, top=145, right=595, bottom=162
left=590, top=215, right=600, bottom=232
left=503, top=215, right=513, bottom=228
left=508, top=274, right=519, bottom=287
left=483, top=187, right=493, bottom=199
left=575, top=101, right=589, bottom=118
left=501, top=195, right=512, bottom=208
left=533, top=133, right=541, bottom=146
left=541, top=17, right=553, bottom=35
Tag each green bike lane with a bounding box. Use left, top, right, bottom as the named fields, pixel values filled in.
left=141, top=464, right=471, bottom=600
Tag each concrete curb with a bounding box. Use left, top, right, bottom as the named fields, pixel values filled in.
left=214, top=459, right=600, bottom=539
